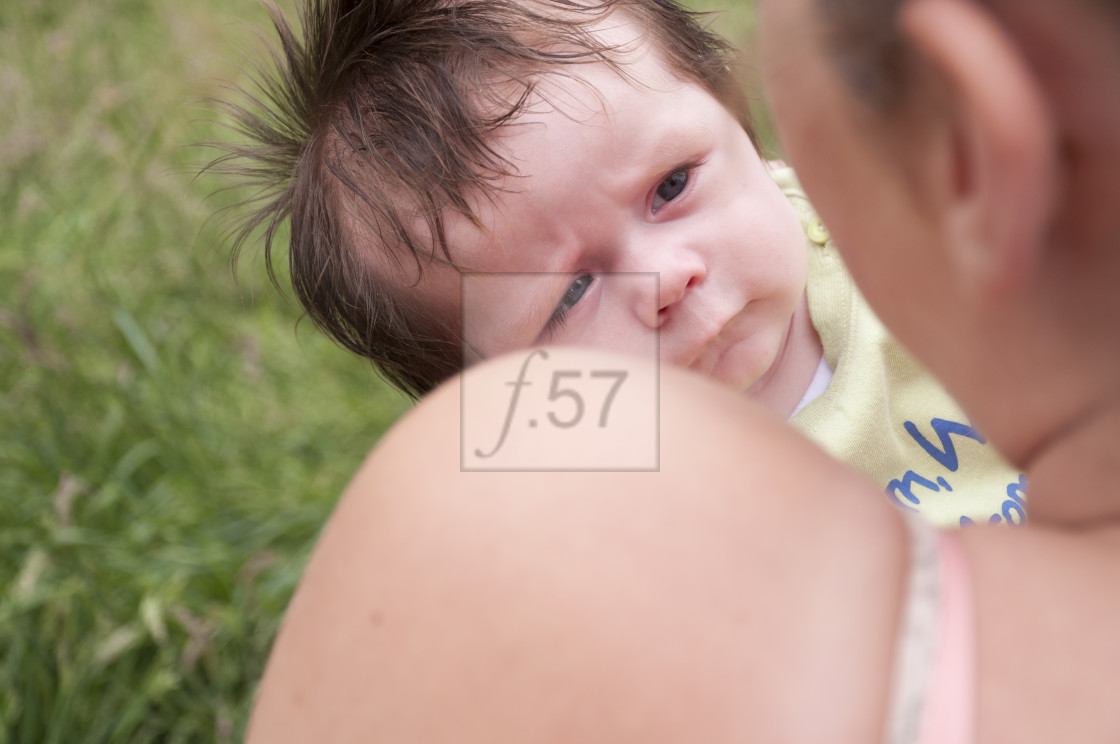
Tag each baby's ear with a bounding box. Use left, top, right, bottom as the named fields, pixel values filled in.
left=900, top=0, right=1058, bottom=299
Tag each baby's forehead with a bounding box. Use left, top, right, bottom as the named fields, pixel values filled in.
left=487, top=33, right=694, bottom=150
left=354, top=14, right=711, bottom=294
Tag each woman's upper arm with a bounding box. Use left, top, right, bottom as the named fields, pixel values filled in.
left=245, top=349, right=910, bottom=744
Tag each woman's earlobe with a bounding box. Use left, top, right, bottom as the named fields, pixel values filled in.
left=900, top=0, right=1058, bottom=299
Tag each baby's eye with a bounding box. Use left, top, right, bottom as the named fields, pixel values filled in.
left=543, top=274, right=593, bottom=339
left=652, top=168, right=691, bottom=213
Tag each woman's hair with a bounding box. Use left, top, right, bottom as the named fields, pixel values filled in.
left=207, top=0, right=753, bottom=399
left=818, top=0, right=1120, bottom=111
left=816, top=0, right=910, bottom=110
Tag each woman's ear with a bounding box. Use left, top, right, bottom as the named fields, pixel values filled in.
left=899, top=0, right=1058, bottom=298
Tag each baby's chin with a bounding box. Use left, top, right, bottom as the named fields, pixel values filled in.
left=693, top=351, right=774, bottom=397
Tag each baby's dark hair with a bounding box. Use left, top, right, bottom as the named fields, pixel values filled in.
left=209, top=0, right=753, bottom=398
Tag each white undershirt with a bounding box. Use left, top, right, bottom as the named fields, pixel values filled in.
left=790, top=355, right=833, bottom=418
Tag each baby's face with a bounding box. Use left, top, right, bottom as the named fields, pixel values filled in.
left=413, top=22, right=814, bottom=406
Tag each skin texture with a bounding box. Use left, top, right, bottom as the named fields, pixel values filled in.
left=405, top=20, right=823, bottom=418
left=247, top=350, right=907, bottom=744
left=757, top=0, right=1120, bottom=483
left=757, top=0, right=1120, bottom=738
left=245, top=0, right=1120, bottom=741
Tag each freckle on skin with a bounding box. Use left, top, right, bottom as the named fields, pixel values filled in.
left=369, top=610, right=385, bottom=627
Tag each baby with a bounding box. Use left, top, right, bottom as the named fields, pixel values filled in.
left=214, top=0, right=1022, bottom=527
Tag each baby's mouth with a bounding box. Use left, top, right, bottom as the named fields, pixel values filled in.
left=680, top=312, right=741, bottom=374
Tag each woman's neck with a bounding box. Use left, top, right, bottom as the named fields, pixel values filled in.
left=1024, top=391, right=1120, bottom=528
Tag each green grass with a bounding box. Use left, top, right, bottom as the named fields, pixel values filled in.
left=0, top=0, right=760, bottom=741
left=1, top=1, right=409, bottom=741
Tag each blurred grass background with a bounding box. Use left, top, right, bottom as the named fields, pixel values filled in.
left=0, top=0, right=762, bottom=741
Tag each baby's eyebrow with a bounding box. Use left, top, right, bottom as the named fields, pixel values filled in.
left=647, top=138, right=689, bottom=171
left=491, top=271, right=576, bottom=347
left=463, top=272, right=572, bottom=354
left=531, top=271, right=578, bottom=338
left=633, top=123, right=713, bottom=185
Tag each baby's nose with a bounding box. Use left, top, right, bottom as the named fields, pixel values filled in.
left=655, top=253, right=706, bottom=326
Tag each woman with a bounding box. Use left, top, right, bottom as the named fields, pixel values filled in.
left=246, top=0, right=1120, bottom=740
